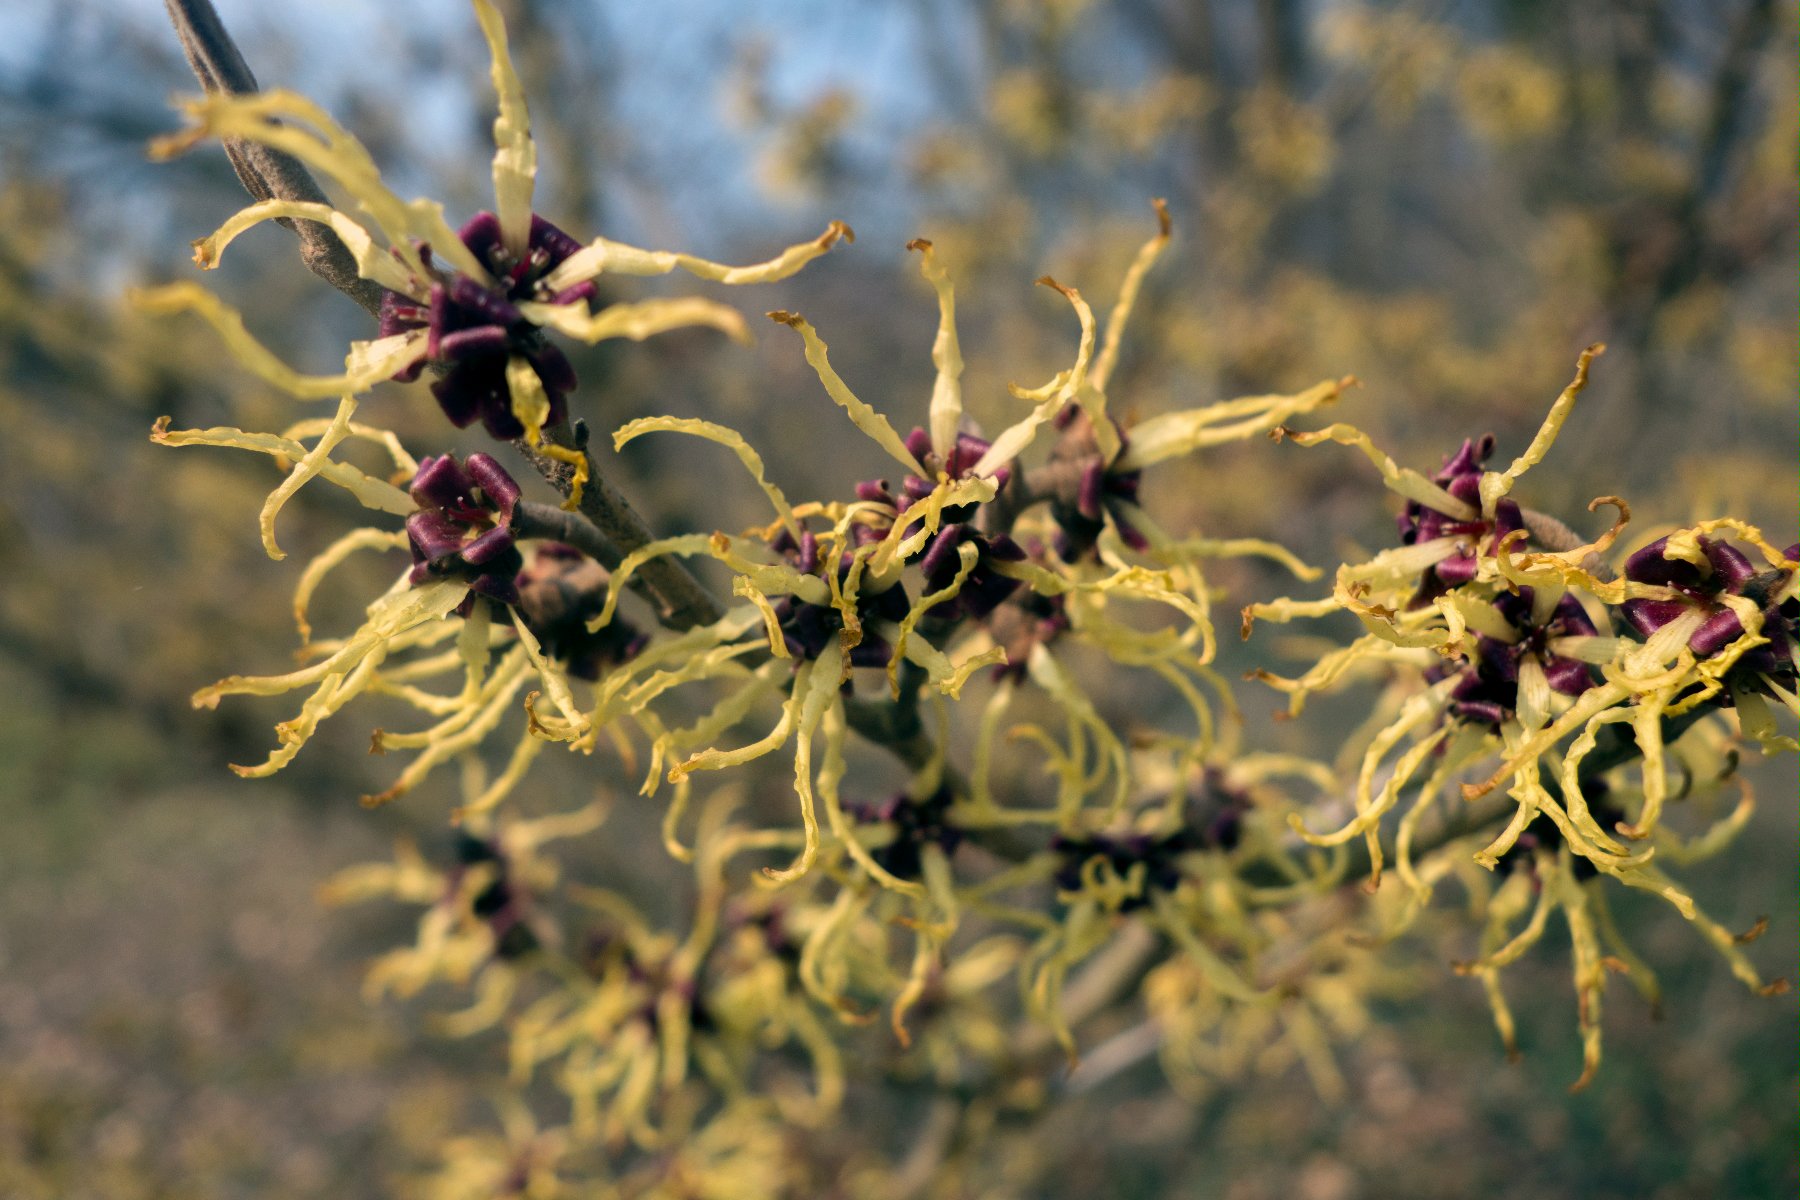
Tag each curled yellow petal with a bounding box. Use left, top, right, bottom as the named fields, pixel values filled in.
left=765, top=641, right=846, bottom=885
left=1268, top=420, right=1474, bottom=519
left=888, top=540, right=980, bottom=697
left=767, top=310, right=925, bottom=474
left=734, top=577, right=791, bottom=659
left=133, top=283, right=426, bottom=398
left=471, top=0, right=537, bottom=258
left=293, top=527, right=409, bottom=644
left=278, top=414, right=418, bottom=479
left=1090, top=197, right=1171, bottom=395
left=546, top=221, right=852, bottom=291
left=502, top=355, right=589, bottom=508
left=615, top=416, right=800, bottom=538
left=519, top=296, right=749, bottom=345
left=192, top=198, right=426, bottom=299
left=1478, top=343, right=1603, bottom=518
left=907, top=238, right=966, bottom=462
left=510, top=609, right=590, bottom=741
left=151, top=416, right=413, bottom=537
left=969, top=278, right=1096, bottom=478
left=1118, top=377, right=1346, bottom=470
left=152, top=88, right=489, bottom=283
left=259, top=395, right=359, bottom=560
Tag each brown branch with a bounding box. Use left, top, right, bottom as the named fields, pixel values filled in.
left=511, top=423, right=730, bottom=634
left=163, top=0, right=384, bottom=315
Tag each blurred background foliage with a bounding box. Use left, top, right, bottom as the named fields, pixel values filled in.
left=0, top=0, right=1794, bottom=1196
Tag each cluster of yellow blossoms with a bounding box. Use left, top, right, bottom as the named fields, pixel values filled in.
left=138, top=1, right=1791, bottom=1191
left=1245, top=347, right=1794, bottom=1088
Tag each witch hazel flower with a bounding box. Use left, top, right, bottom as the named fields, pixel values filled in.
left=1051, top=830, right=1187, bottom=912
left=1622, top=535, right=1757, bottom=653
left=849, top=785, right=964, bottom=882
left=135, top=0, right=850, bottom=501
left=1046, top=766, right=1260, bottom=910
left=915, top=523, right=1027, bottom=623
left=1463, top=517, right=1799, bottom=813
left=1045, top=407, right=1145, bottom=559
left=1453, top=773, right=1784, bottom=1094
left=154, top=418, right=616, bottom=802
left=872, top=426, right=1014, bottom=526
left=1436, top=588, right=1601, bottom=730
left=1244, top=345, right=1606, bottom=689
left=764, top=524, right=911, bottom=666
left=1619, top=530, right=1800, bottom=748
left=450, top=828, right=543, bottom=962
left=322, top=802, right=606, bottom=1029
left=1048, top=766, right=1262, bottom=914
left=1398, top=433, right=1525, bottom=598
left=1248, top=348, right=1656, bottom=880
left=1490, top=783, right=1626, bottom=883
left=377, top=211, right=592, bottom=440
left=405, top=451, right=524, bottom=609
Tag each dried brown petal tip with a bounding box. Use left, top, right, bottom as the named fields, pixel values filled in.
left=1733, top=916, right=1770, bottom=945
left=1151, top=196, right=1171, bottom=236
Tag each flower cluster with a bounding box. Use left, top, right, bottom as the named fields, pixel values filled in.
left=135, top=0, right=851, bottom=505
left=137, top=0, right=1792, bottom=1186
left=1246, top=345, right=1795, bottom=1085
left=405, top=451, right=524, bottom=607
left=1431, top=588, right=1599, bottom=728
left=379, top=210, right=592, bottom=439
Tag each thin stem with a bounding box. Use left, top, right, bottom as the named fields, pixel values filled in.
left=513, top=430, right=725, bottom=633
left=163, top=0, right=384, bottom=314
left=513, top=498, right=622, bottom=569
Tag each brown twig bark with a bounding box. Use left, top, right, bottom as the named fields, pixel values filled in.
left=164, top=0, right=384, bottom=315
left=514, top=427, right=726, bottom=632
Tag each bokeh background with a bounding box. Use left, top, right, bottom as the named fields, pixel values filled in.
left=0, top=0, right=1794, bottom=1196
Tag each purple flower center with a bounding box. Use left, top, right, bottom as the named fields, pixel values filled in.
left=1441, top=589, right=1599, bottom=728
left=1051, top=830, right=1186, bottom=910
left=405, top=452, right=524, bottom=609
left=1620, top=535, right=1782, bottom=661
left=1399, top=435, right=1524, bottom=600
left=379, top=211, right=593, bottom=440
left=764, top=527, right=910, bottom=664
left=1049, top=409, right=1146, bottom=561
left=917, top=524, right=1027, bottom=622
left=847, top=785, right=962, bottom=880
left=856, top=427, right=1013, bottom=537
